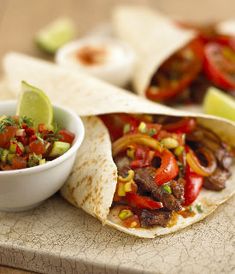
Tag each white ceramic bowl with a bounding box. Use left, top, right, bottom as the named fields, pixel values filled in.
left=0, top=101, right=84, bottom=212
left=55, top=37, right=136, bottom=87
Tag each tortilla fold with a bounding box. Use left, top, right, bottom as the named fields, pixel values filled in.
left=3, top=52, right=235, bottom=238
left=112, top=5, right=196, bottom=97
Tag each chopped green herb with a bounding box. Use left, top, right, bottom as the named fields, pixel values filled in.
left=196, top=204, right=203, bottom=213
left=19, top=116, right=33, bottom=127
left=0, top=116, right=16, bottom=133
left=148, top=128, right=157, bottom=136
left=36, top=133, right=45, bottom=143
left=28, top=153, right=42, bottom=167
left=162, top=184, right=172, bottom=194
left=123, top=123, right=131, bottom=134
left=189, top=206, right=193, bottom=212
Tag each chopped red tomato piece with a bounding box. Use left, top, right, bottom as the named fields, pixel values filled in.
left=130, top=146, right=155, bottom=168
left=123, top=215, right=140, bottom=228
left=59, top=129, right=75, bottom=144
left=12, top=156, right=27, bottom=170
left=0, top=126, right=17, bottom=148
left=25, top=127, right=35, bottom=136
left=38, top=123, right=47, bottom=133
left=29, top=141, right=46, bottom=155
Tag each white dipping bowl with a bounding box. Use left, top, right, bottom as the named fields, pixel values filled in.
left=0, top=101, right=84, bottom=212
left=55, top=37, right=136, bottom=87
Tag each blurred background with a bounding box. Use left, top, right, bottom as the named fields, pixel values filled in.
left=0, top=0, right=235, bottom=67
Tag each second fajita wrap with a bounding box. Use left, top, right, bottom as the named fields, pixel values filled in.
left=112, top=6, right=235, bottom=104
left=3, top=53, right=235, bottom=238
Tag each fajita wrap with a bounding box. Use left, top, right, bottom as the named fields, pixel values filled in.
left=112, top=6, right=196, bottom=98
left=112, top=6, right=235, bottom=104
left=3, top=53, right=235, bottom=238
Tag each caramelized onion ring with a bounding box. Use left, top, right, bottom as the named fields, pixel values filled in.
left=186, top=147, right=217, bottom=176
left=112, top=133, right=162, bottom=156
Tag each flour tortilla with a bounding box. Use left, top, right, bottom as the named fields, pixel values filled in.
left=3, top=53, right=235, bottom=238
left=112, top=5, right=196, bottom=97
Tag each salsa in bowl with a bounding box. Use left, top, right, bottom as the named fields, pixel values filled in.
left=0, top=101, right=84, bottom=211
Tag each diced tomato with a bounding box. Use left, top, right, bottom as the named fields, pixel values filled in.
left=29, top=141, right=46, bottom=155
left=125, top=192, right=163, bottom=210
left=17, top=136, right=29, bottom=146
left=25, top=127, right=35, bottom=136
left=0, top=126, right=17, bottom=148
left=155, top=149, right=179, bottom=185
left=0, top=164, right=13, bottom=171
left=38, top=123, right=47, bottom=133
left=184, top=165, right=204, bottom=206
left=130, top=146, right=155, bottom=168
left=123, top=215, right=140, bottom=228
left=12, top=156, right=27, bottom=170
left=163, top=118, right=196, bottom=134
left=29, top=135, right=38, bottom=143
left=59, top=129, right=75, bottom=144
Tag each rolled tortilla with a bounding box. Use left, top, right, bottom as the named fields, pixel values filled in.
left=112, top=5, right=196, bottom=97
left=3, top=53, right=235, bottom=238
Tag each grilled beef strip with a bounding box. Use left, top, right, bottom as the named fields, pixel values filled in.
left=204, top=168, right=231, bottom=191
left=170, top=178, right=185, bottom=203
left=114, top=154, right=185, bottom=211
left=114, top=154, right=131, bottom=177
left=139, top=209, right=172, bottom=228
left=134, top=167, right=184, bottom=211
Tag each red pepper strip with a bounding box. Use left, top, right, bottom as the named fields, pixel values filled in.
left=155, top=149, right=179, bottom=185
left=204, top=42, right=235, bottom=91
left=100, top=114, right=139, bottom=141
left=163, top=118, right=196, bottom=134
left=126, top=192, right=163, bottom=210
left=146, top=39, right=204, bottom=101
left=184, top=165, right=204, bottom=206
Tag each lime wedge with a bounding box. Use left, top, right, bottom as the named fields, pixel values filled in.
left=35, top=18, right=75, bottom=54
left=16, top=81, right=53, bottom=128
left=203, top=87, right=235, bottom=121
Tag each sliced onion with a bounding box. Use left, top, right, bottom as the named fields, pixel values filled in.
left=112, top=133, right=162, bottom=156
left=186, top=147, right=217, bottom=176
left=16, top=129, right=25, bottom=137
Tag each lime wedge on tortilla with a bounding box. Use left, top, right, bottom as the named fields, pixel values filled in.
left=16, top=81, right=53, bottom=127
left=35, top=18, right=75, bottom=54
left=203, top=87, right=235, bottom=121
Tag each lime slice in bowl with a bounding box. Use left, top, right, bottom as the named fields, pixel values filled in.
left=35, top=18, right=75, bottom=54
left=16, top=81, right=53, bottom=128
left=203, top=87, right=235, bottom=121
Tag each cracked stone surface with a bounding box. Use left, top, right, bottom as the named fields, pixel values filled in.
left=0, top=194, right=235, bottom=274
